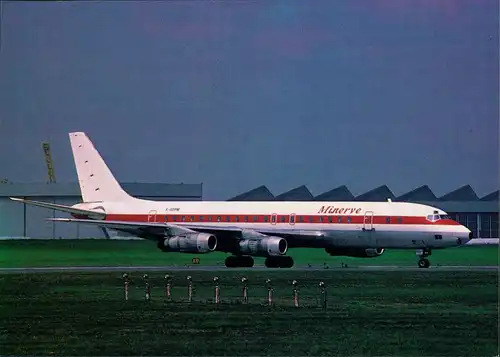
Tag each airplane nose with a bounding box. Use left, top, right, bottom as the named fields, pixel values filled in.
left=457, top=227, right=472, bottom=245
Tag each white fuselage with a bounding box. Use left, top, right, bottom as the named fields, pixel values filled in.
left=73, top=199, right=472, bottom=250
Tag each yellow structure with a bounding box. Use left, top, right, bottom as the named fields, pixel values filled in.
left=42, top=142, right=56, bottom=183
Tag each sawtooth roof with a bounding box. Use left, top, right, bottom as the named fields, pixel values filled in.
left=397, top=185, right=437, bottom=202
left=229, top=184, right=497, bottom=203
left=355, top=185, right=395, bottom=201
left=227, top=185, right=274, bottom=201
left=274, top=185, right=314, bottom=201
left=314, top=185, right=355, bottom=201
left=480, top=190, right=499, bottom=201
left=227, top=184, right=498, bottom=212
left=438, top=184, right=479, bottom=201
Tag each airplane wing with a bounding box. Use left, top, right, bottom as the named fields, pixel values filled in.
left=49, top=218, right=327, bottom=247
left=50, top=218, right=203, bottom=239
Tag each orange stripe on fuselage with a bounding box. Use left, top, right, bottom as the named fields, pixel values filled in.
left=103, top=213, right=461, bottom=226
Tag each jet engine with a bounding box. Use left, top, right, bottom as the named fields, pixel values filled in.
left=160, top=233, right=217, bottom=253
left=238, top=236, right=288, bottom=257
left=325, top=247, right=385, bottom=258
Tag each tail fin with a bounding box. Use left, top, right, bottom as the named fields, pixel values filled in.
left=69, top=132, right=133, bottom=203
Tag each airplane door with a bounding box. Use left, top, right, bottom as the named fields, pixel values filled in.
left=361, top=210, right=376, bottom=247
left=148, top=210, right=157, bottom=223
left=363, top=211, right=374, bottom=231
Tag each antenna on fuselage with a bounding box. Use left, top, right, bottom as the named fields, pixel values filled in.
left=387, top=198, right=392, bottom=202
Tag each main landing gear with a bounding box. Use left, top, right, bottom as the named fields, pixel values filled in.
left=224, top=255, right=294, bottom=268
left=417, top=248, right=431, bottom=268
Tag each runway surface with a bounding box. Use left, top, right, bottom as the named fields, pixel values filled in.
left=0, top=265, right=497, bottom=273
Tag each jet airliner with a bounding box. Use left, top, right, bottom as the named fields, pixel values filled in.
left=11, top=132, right=474, bottom=268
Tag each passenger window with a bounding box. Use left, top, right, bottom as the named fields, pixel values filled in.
left=199, top=216, right=203, bottom=221
left=386, top=217, right=390, bottom=224
left=245, top=216, right=249, bottom=222
left=298, top=216, right=303, bottom=223
left=253, top=216, right=258, bottom=222
left=347, top=217, right=351, bottom=223
left=182, top=216, right=186, bottom=221
left=328, top=216, right=333, bottom=223
left=271, top=215, right=276, bottom=223
left=226, top=216, right=230, bottom=222
left=190, top=216, right=194, bottom=221
left=290, top=215, right=295, bottom=224
left=397, top=217, right=402, bottom=224
left=217, top=216, right=221, bottom=222
left=338, top=217, right=342, bottom=223
left=264, top=216, right=269, bottom=222
left=280, top=216, right=286, bottom=223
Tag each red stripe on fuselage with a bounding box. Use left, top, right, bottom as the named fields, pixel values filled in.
left=103, top=213, right=461, bottom=226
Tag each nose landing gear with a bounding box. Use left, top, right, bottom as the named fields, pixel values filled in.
left=416, top=248, right=431, bottom=268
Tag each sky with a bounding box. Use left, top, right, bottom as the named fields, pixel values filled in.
left=0, top=0, right=498, bottom=200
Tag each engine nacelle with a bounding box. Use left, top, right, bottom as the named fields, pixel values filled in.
left=325, top=247, right=385, bottom=258
left=160, top=233, right=217, bottom=253
left=238, top=236, right=288, bottom=257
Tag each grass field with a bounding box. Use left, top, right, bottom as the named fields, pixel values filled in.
left=0, top=269, right=497, bottom=356
left=0, top=239, right=498, bottom=268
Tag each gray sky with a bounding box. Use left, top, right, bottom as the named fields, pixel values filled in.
left=0, top=0, right=498, bottom=200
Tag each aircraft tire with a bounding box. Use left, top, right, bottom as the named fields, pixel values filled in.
left=418, top=258, right=430, bottom=268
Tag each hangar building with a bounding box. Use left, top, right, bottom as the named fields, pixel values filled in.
left=228, top=184, right=499, bottom=238
left=0, top=182, right=202, bottom=239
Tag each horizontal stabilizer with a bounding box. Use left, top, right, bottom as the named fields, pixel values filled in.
left=10, top=197, right=106, bottom=219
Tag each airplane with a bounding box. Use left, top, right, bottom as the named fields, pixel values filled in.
left=10, top=132, right=474, bottom=269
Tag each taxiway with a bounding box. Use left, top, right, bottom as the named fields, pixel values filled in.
left=0, top=265, right=497, bottom=274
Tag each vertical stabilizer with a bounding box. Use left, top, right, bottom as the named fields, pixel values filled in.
left=69, top=132, right=133, bottom=203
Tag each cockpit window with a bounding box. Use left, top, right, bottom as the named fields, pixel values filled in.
left=426, top=214, right=451, bottom=222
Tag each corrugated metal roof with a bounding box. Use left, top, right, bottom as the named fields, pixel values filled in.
left=439, top=185, right=478, bottom=201
left=315, top=185, right=355, bottom=201
left=356, top=185, right=395, bottom=201
left=227, top=185, right=274, bottom=201
left=0, top=182, right=203, bottom=198
left=274, top=185, right=313, bottom=201
left=397, top=185, right=437, bottom=201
